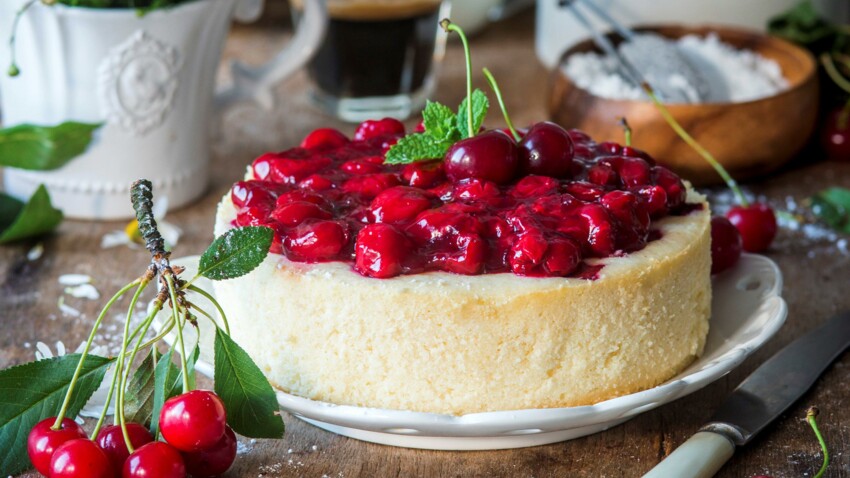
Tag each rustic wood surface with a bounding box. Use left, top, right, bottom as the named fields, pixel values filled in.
left=3, top=11, right=850, bottom=478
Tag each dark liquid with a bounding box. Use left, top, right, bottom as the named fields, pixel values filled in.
left=308, top=7, right=441, bottom=98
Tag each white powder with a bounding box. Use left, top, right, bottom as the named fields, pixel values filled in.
left=563, top=33, right=788, bottom=103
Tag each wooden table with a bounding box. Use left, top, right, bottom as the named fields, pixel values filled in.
left=3, top=11, right=850, bottom=478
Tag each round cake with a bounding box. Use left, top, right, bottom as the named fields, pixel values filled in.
left=212, top=119, right=711, bottom=415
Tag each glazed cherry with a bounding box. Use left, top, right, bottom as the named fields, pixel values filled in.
left=444, top=130, right=519, bottom=185
left=301, top=128, right=349, bottom=150
left=182, top=426, right=237, bottom=478
left=27, top=417, right=86, bottom=476
left=96, top=423, right=154, bottom=476
left=355, top=223, right=410, bottom=278
left=284, top=220, right=348, bottom=261
left=518, top=121, right=575, bottom=178
left=543, top=237, right=582, bottom=276
left=370, top=186, right=433, bottom=224
left=123, top=442, right=186, bottom=478
left=821, top=108, right=850, bottom=162
left=509, top=230, right=549, bottom=275
left=402, top=161, right=445, bottom=188
left=726, top=203, right=777, bottom=253
left=231, top=181, right=277, bottom=209
left=710, top=216, right=743, bottom=274
left=50, top=438, right=112, bottom=478
left=159, top=390, right=227, bottom=452
left=271, top=201, right=332, bottom=227
left=354, top=118, right=405, bottom=141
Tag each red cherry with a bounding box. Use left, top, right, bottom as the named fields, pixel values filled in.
left=159, top=390, right=227, bottom=452
left=50, top=438, right=112, bottom=478
left=342, top=173, right=401, bottom=198
left=284, top=220, right=348, bottom=261
left=711, top=216, right=743, bottom=274
left=300, top=128, right=349, bottom=150
left=444, top=130, right=519, bottom=185
left=353, top=118, right=405, bottom=141
left=270, top=201, right=332, bottom=227
left=27, top=417, right=86, bottom=476
left=617, top=157, right=652, bottom=187
left=542, top=237, right=582, bottom=276
left=123, top=442, right=186, bottom=478
left=510, top=175, right=560, bottom=198
left=436, top=232, right=486, bottom=275
left=518, top=121, right=575, bottom=178
left=181, top=426, right=237, bottom=478
left=370, top=186, right=433, bottom=224
left=355, top=223, right=410, bottom=278
left=96, top=424, right=154, bottom=477
left=726, top=203, right=777, bottom=253
left=652, top=166, right=686, bottom=210
left=509, top=230, right=549, bottom=275
left=579, top=204, right=616, bottom=256
left=402, top=161, right=445, bottom=188
left=821, top=108, right=850, bottom=162
left=453, top=178, right=501, bottom=202
left=298, top=174, right=335, bottom=191
left=342, top=159, right=384, bottom=175
left=230, top=181, right=278, bottom=209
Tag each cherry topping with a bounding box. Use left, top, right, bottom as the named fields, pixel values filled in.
left=652, top=166, right=686, bottom=210
left=510, top=175, right=560, bottom=198
left=342, top=173, right=401, bottom=198
left=301, top=128, right=349, bottom=150
left=579, top=204, right=616, bottom=256
left=284, top=220, right=348, bottom=261
left=509, top=230, right=549, bottom=275
left=355, top=224, right=410, bottom=278
left=710, top=216, right=743, bottom=274
left=444, top=130, right=519, bottom=185
left=50, top=438, right=112, bottom=478
left=726, top=203, right=777, bottom=253
left=543, top=237, right=582, bottom=276
left=617, top=157, right=652, bottom=187
left=27, top=417, right=87, bottom=476
left=231, top=181, right=277, bottom=209
left=159, top=390, right=227, bottom=452
left=370, top=187, right=433, bottom=224
left=96, top=424, right=154, bottom=477
left=402, top=161, right=445, bottom=188
left=123, top=442, right=186, bottom=478
left=354, top=118, right=405, bottom=141
left=271, top=201, right=332, bottom=227
left=181, top=426, right=237, bottom=478
left=518, top=121, right=575, bottom=178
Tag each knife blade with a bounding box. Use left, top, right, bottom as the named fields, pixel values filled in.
left=643, top=311, right=850, bottom=478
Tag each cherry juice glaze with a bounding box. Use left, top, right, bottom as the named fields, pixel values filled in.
left=229, top=121, right=690, bottom=279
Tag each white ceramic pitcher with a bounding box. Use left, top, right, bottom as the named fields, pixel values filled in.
left=0, top=0, right=326, bottom=219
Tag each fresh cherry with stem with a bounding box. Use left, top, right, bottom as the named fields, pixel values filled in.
left=182, top=425, right=238, bottom=477
left=96, top=423, right=153, bottom=476
left=26, top=417, right=86, bottom=475
left=159, top=389, right=228, bottom=452
left=123, top=441, right=186, bottom=478
left=49, top=438, right=113, bottom=478
left=710, top=216, right=743, bottom=274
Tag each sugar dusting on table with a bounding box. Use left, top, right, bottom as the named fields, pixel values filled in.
left=563, top=33, right=788, bottom=103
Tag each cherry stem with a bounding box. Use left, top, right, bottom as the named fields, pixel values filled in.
left=51, top=279, right=140, bottom=431
left=642, top=84, right=749, bottom=207
left=186, top=284, right=230, bottom=335
left=619, top=117, right=632, bottom=146
left=440, top=18, right=474, bottom=138
left=807, top=406, right=829, bottom=478
left=482, top=67, right=520, bottom=141
left=6, top=0, right=36, bottom=77
left=166, top=274, right=190, bottom=393
left=821, top=53, right=850, bottom=96
left=115, top=280, right=149, bottom=453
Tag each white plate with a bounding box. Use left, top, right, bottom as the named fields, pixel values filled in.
left=162, top=254, right=786, bottom=450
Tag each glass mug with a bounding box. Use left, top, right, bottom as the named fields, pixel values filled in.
left=293, top=0, right=451, bottom=122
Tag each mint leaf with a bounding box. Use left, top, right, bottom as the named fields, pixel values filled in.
left=150, top=348, right=181, bottom=436
left=384, top=133, right=452, bottom=165
left=123, top=350, right=160, bottom=426
left=422, top=100, right=459, bottom=142
left=214, top=329, right=284, bottom=438
left=0, top=354, right=114, bottom=476
left=768, top=1, right=836, bottom=46
left=0, top=185, right=63, bottom=244
left=810, top=187, right=850, bottom=233
left=456, top=89, right=489, bottom=138
left=198, top=226, right=273, bottom=281
left=0, top=122, right=101, bottom=171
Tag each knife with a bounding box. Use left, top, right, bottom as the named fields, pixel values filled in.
left=643, top=311, right=850, bottom=478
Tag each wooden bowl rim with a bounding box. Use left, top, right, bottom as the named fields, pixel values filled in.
left=552, top=23, right=817, bottom=110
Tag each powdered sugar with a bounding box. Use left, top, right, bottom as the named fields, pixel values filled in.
left=563, top=33, right=788, bottom=103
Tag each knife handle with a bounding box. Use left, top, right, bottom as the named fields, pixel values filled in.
left=642, top=431, right=735, bottom=478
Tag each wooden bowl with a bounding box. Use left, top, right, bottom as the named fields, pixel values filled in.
left=548, top=24, right=818, bottom=185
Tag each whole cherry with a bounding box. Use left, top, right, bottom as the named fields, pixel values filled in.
left=95, top=423, right=154, bottom=476
left=353, top=118, right=405, bottom=141
left=710, top=216, right=743, bottom=274
left=726, top=203, right=777, bottom=253
left=123, top=441, right=186, bottom=478
left=821, top=107, right=850, bottom=162
left=300, top=128, right=349, bottom=150
left=444, top=129, right=519, bottom=185
left=518, top=121, right=575, bottom=178
left=159, top=389, right=227, bottom=452
left=49, top=438, right=113, bottom=478
left=182, top=425, right=238, bottom=477
left=27, top=417, right=87, bottom=476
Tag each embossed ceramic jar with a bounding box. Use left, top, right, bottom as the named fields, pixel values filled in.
left=0, top=0, right=325, bottom=219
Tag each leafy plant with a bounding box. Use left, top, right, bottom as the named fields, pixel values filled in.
left=809, top=186, right=850, bottom=233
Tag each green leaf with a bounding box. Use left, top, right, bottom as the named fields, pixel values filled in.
left=168, top=344, right=200, bottom=398
left=0, top=354, right=114, bottom=476
left=123, top=350, right=160, bottom=426
left=214, top=329, right=284, bottom=438
left=0, top=122, right=101, bottom=171
left=150, top=348, right=181, bottom=436
left=198, top=226, right=274, bottom=281
left=810, top=186, right=850, bottom=233
left=422, top=100, right=460, bottom=142
left=0, top=186, right=63, bottom=244
left=456, top=89, right=489, bottom=138
left=767, top=1, right=836, bottom=46
left=384, top=133, right=452, bottom=165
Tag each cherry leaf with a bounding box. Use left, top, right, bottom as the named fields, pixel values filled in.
left=0, top=122, right=101, bottom=171
left=214, top=329, right=284, bottom=438
left=150, top=348, right=181, bottom=436
left=0, top=186, right=63, bottom=244
left=0, top=354, right=114, bottom=476
left=123, top=350, right=160, bottom=426
left=198, top=226, right=273, bottom=281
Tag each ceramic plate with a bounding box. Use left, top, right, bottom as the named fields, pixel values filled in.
left=161, top=254, right=786, bottom=450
